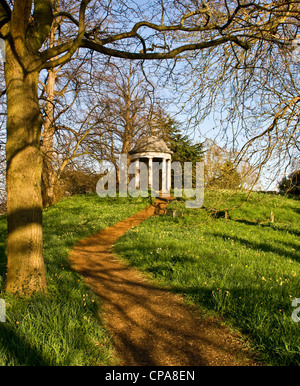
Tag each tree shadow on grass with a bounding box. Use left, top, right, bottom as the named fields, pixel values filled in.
left=0, top=244, right=6, bottom=276
left=73, top=259, right=254, bottom=366
left=234, top=217, right=300, bottom=237
left=0, top=219, right=49, bottom=365
left=0, top=323, right=50, bottom=366
left=213, top=222, right=300, bottom=263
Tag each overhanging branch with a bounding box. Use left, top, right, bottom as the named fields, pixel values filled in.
left=78, top=35, right=249, bottom=61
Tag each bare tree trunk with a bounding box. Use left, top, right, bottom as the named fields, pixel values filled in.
left=122, top=86, right=133, bottom=186
left=122, top=136, right=132, bottom=186
left=5, top=47, right=47, bottom=295
left=41, top=67, right=57, bottom=207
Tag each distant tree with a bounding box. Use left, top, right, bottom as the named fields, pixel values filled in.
left=170, top=130, right=204, bottom=165
left=208, top=160, right=242, bottom=190
left=86, top=60, right=154, bottom=184
left=58, top=166, right=102, bottom=198
left=204, top=140, right=257, bottom=190
left=153, top=109, right=204, bottom=163
left=279, top=170, right=300, bottom=195
left=152, top=109, right=204, bottom=189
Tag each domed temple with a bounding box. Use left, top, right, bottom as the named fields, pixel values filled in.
left=129, top=136, right=173, bottom=193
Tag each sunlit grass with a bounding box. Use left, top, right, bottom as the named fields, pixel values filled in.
left=1, top=191, right=299, bottom=365
left=0, top=194, right=149, bottom=365
left=115, top=191, right=300, bottom=366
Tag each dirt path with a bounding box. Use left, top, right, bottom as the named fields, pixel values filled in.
left=69, top=199, right=258, bottom=366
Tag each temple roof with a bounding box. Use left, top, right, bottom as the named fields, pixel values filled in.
left=129, top=135, right=173, bottom=155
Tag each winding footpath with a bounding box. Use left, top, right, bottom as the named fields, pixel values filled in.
left=69, top=198, right=259, bottom=366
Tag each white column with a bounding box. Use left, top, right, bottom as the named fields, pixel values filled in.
left=148, top=157, right=153, bottom=189
left=135, top=159, right=140, bottom=189
left=162, top=157, right=167, bottom=193
left=167, top=159, right=171, bottom=192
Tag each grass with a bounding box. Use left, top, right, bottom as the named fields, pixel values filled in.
left=114, top=191, right=300, bottom=366
left=0, top=191, right=299, bottom=366
left=0, top=194, right=149, bottom=366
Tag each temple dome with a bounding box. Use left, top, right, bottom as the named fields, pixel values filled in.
left=129, top=135, right=173, bottom=155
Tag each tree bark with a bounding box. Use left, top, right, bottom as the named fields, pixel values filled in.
left=41, top=67, right=57, bottom=207
left=5, top=45, right=47, bottom=295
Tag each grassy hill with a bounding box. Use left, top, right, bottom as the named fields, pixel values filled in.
left=0, top=191, right=299, bottom=365
left=115, top=191, right=300, bottom=366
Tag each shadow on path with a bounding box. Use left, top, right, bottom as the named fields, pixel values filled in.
left=69, top=198, right=258, bottom=366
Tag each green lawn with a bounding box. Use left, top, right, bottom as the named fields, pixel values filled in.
left=0, top=191, right=299, bottom=366
left=0, top=194, right=149, bottom=366
left=114, top=191, right=300, bottom=366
